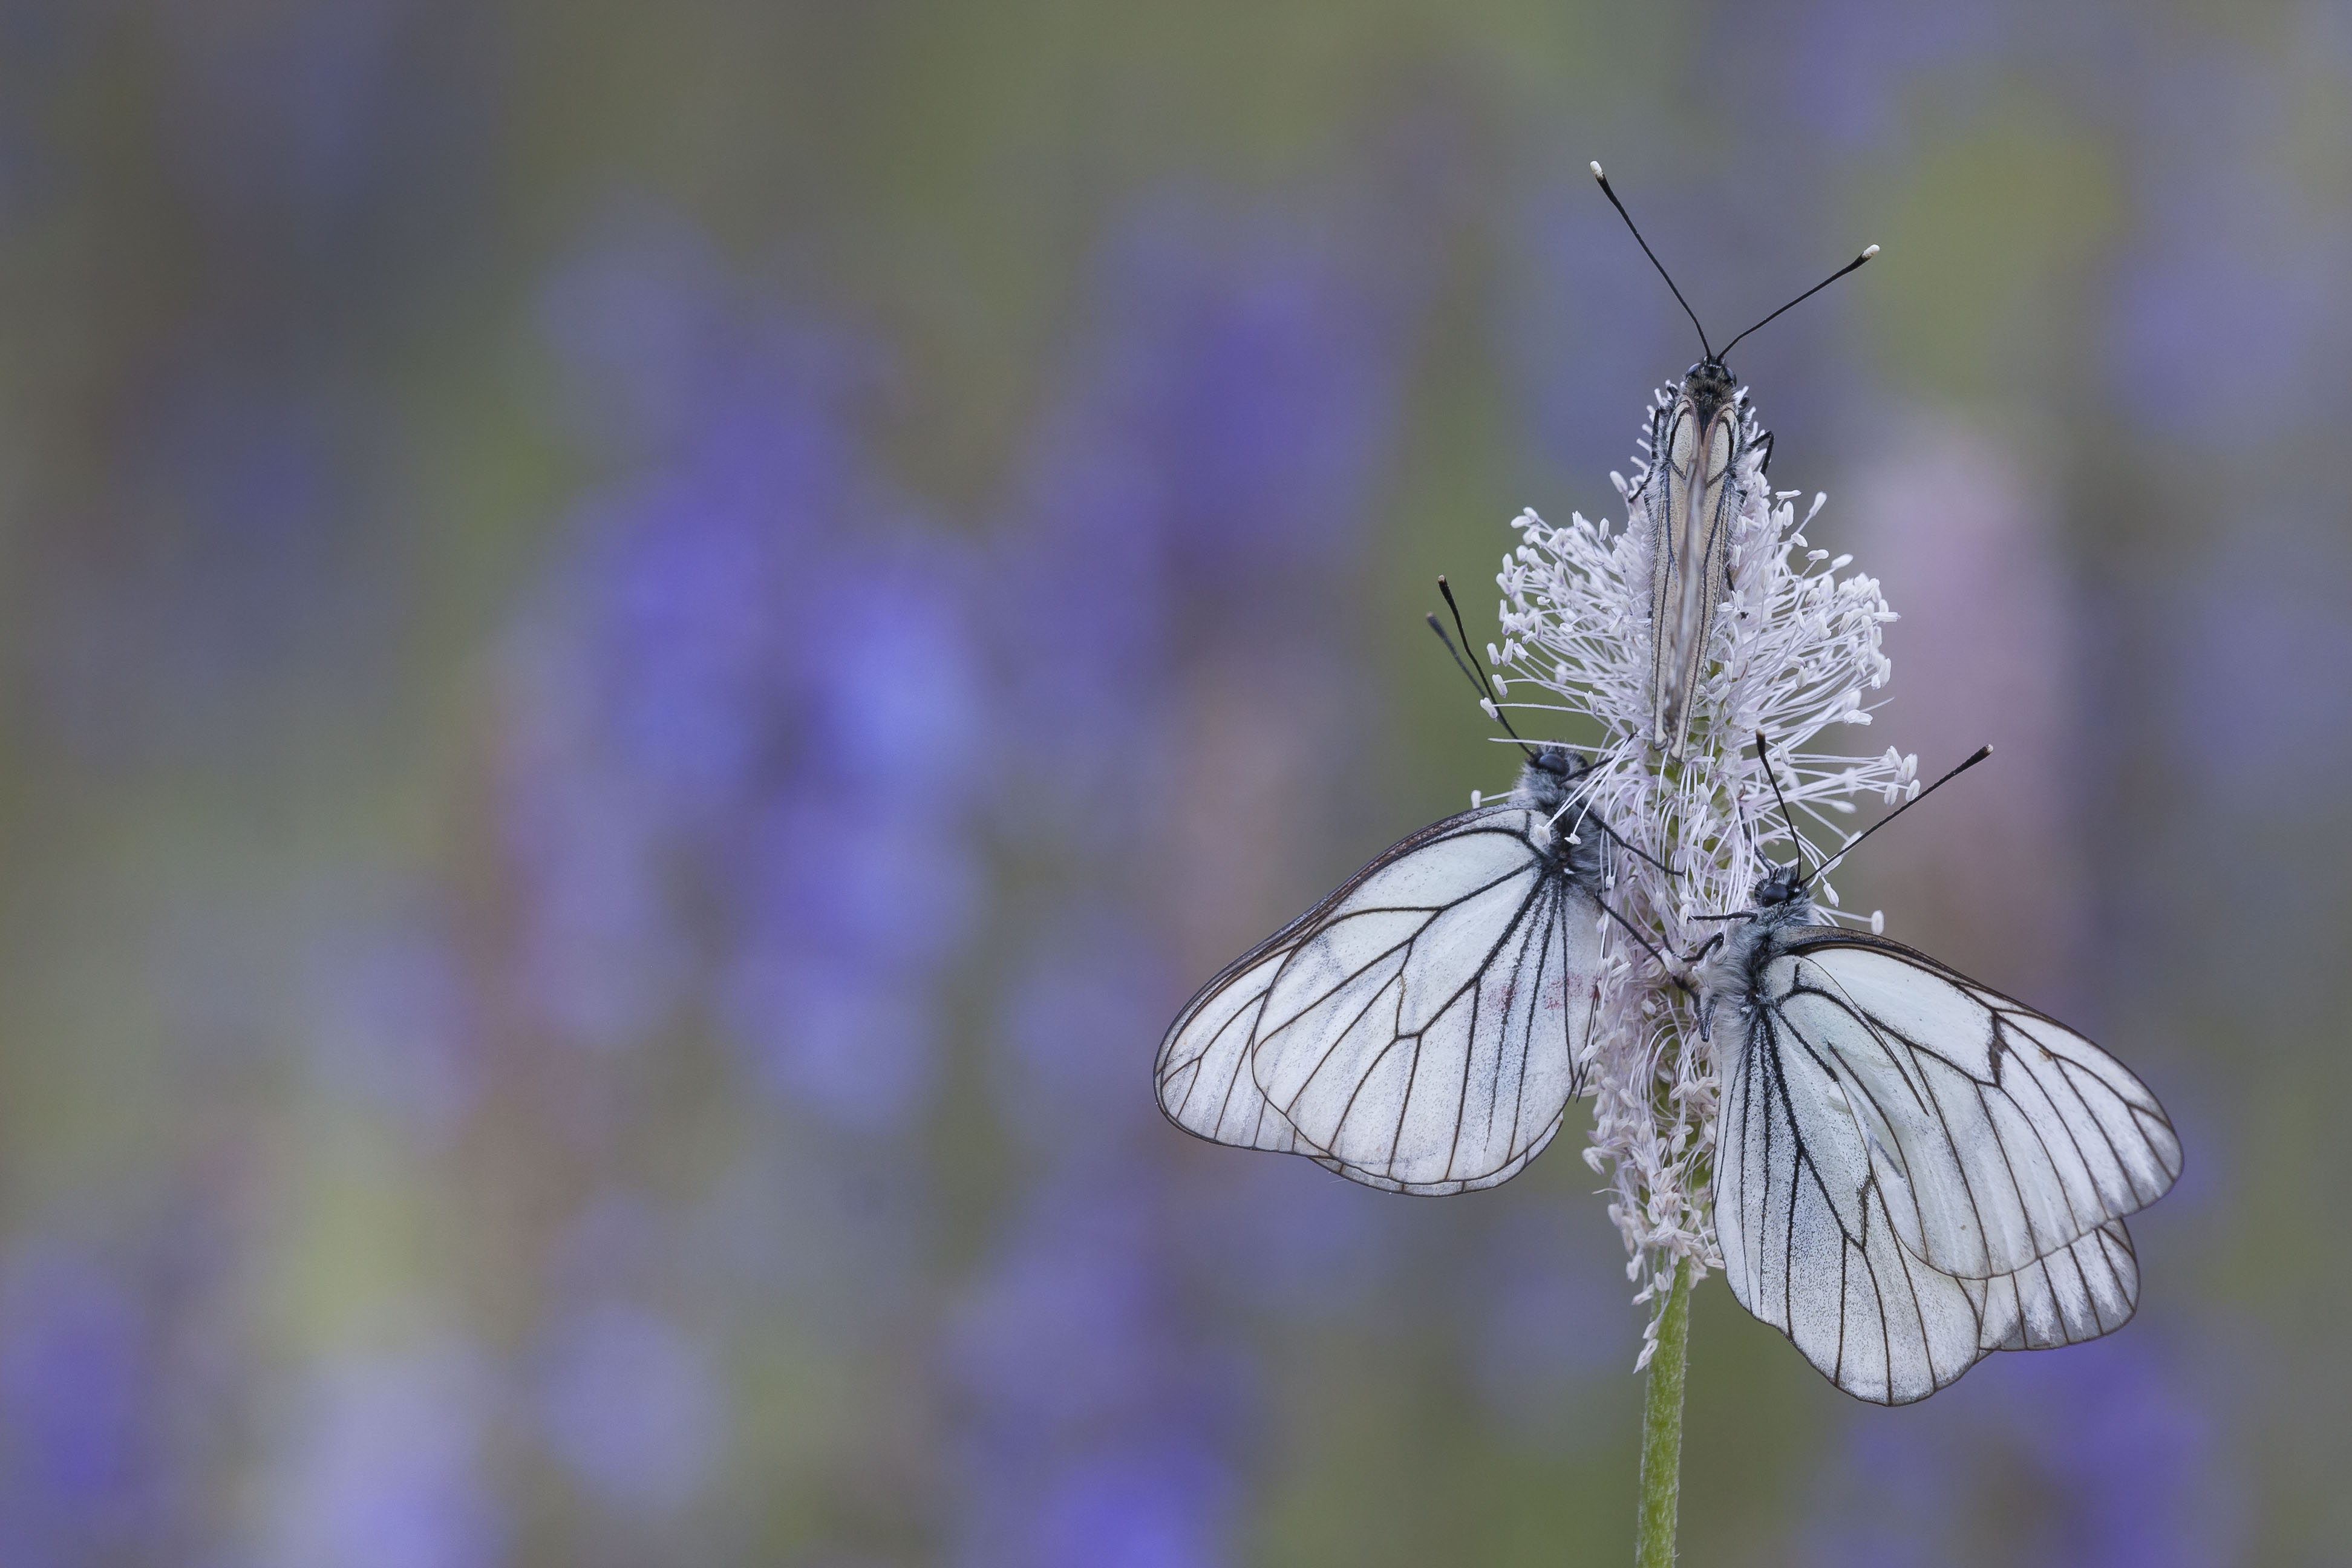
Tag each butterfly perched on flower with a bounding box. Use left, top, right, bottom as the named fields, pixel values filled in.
left=1689, top=746, right=2180, bottom=1403
left=1154, top=742, right=1628, bottom=1195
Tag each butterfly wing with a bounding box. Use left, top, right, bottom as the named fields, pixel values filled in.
left=1768, top=932, right=2180, bottom=1280
left=1716, top=930, right=2176, bottom=1401
left=1647, top=391, right=1741, bottom=760
left=1250, top=806, right=1609, bottom=1194
left=1152, top=937, right=1312, bottom=1158
left=1155, top=805, right=1609, bottom=1195
left=1715, top=984, right=1985, bottom=1403
left=1968, top=1220, right=2140, bottom=1352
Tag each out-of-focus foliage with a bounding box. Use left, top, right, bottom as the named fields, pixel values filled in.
left=0, top=1, right=2338, bottom=1563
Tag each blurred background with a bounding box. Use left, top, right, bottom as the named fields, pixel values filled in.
left=0, top=1, right=2336, bottom=1563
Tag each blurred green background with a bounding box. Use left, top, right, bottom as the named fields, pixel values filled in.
left=0, top=2, right=2338, bottom=1564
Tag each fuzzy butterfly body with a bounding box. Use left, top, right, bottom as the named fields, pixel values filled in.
left=1154, top=749, right=1618, bottom=1195
left=1697, top=866, right=2181, bottom=1404
left=1635, top=359, right=1767, bottom=763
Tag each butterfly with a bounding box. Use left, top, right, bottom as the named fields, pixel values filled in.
left=1154, top=745, right=1626, bottom=1194
left=1694, top=748, right=2181, bottom=1404
left=1633, top=356, right=1759, bottom=763
left=1590, top=162, right=1875, bottom=763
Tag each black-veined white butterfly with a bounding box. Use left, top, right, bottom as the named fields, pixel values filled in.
left=1590, top=163, right=1876, bottom=763
left=1154, top=743, right=1624, bottom=1195
left=1696, top=747, right=2181, bottom=1403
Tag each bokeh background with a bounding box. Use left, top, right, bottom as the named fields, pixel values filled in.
left=0, top=2, right=2338, bottom=1563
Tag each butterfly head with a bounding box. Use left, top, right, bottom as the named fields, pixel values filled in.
left=1513, top=746, right=1590, bottom=812
left=1753, top=861, right=1810, bottom=910
left=1681, top=357, right=1739, bottom=408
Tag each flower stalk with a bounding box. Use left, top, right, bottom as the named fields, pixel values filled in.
left=1635, top=1256, right=1690, bottom=1568
left=1489, top=383, right=1912, bottom=1563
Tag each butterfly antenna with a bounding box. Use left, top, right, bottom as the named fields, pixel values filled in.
left=1598, top=898, right=1671, bottom=970
left=1717, top=244, right=1880, bottom=360
left=1436, top=576, right=1538, bottom=761
left=1558, top=793, right=1677, bottom=877
left=1753, top=731, right=1806, bottom=881
left=1808, top=743, right=1994, bottom=887
left=1591, top=162, right=1712, bottom=361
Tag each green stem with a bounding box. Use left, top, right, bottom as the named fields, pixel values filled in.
left=1635, top=1257, right=1691, bottom=1568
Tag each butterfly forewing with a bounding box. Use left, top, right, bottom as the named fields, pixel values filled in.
left=1155, top=804, right=1609, bottom=1195
left=1773, top=934, right=2181, bottom=1279
left=1647, top=381, right=1743, bottom=760
left=1152, top=940, right=1309, bottom=1157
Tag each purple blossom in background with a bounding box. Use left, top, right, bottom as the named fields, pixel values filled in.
left=1803, top=1335, right=2227, bottom=1568
left=263, top=1345, right=503, bottom=1568
left=534, top=1299, right=722, bottom=1516
left=2108, top=47, right=2350, bottom=443
left=0, top=1246, right=160, bottom=1564
left=506, top=207, right=986, bottom=1131
left=1770, top=0, right=2007, bottom=146
left=955, top=197, right=1421, bottom=1565
left=306, top=897, right=478, bottom=1142
left=1466, top=1206, right=1634, bottom=1445
left=947, top=1175, right=1243, bottom=1568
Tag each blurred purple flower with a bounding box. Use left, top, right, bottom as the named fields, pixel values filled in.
left=1771, top=0, right=2008, bottom=146
left=504, top=210, right=987, bottom=1130
left=947, top=1177, right=1243, bottom=1568
left=2166, top=523, right=2352, bottom=815
left=958, top=194, right=1423, bottom=1564
left=999, top=198, right=1411, bottom=809
left=1466, top=1206, right=1634, bottom=1443
left=1032, top=1441, right=1236, bottom=1568
left=993, top=909, right=1173, bottom=1155
left=1803, top=1334, right=2229, bottom=1567
left=534, top=1299, right=723, bottom=1517
left=0, top=1246, right=160, bottom=1563
left=2108, top=49, right=2351, bottom=443
left=306, top=899, right=478, bottom=1141
left=263, top=1345, right=503, bottom=1568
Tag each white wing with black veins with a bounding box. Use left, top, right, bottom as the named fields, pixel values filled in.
left=1155, top=806, right=1609, bottom=1196
left=1715, top=930, right=2178, bottom=1403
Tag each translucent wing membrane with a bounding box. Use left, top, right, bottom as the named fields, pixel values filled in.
left=1154, top=806, right=1609, bottom=1195
left=1715, top=932, right=2177, bottom=1404
left=1968, top=1221, right=2140, bottom=1352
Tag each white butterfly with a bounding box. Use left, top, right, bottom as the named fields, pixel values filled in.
left=1696, top=858, right=2181, bottom=1404
left=1633, top=356, right=1759, bottom=763
left=1154, top=748, right=1623, bottom=1195
left=1587, top=162, right=1875, bottom=763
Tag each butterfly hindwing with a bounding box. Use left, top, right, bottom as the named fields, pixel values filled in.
left=1717, top=987, right=1984, bottom=1404
left=1968, top=1220, right=2140, bottom=1352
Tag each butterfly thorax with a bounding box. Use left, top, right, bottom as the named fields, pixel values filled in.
left=1507, top=748, right=1606, bottom=879
left=1511, top=746, right=1588, bottom=810
left=1692, top=867, right=1820, bottom=1036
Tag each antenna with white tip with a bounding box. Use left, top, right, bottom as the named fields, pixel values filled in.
left=1718, top=243, right=1881, bottom=359
left=1589, top=160, right=1881, bottom=367
left=1592, top=162, right=1713, bottom=361
left=1806, top=743, right=1994, bottom=888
